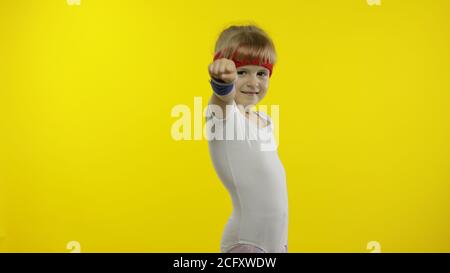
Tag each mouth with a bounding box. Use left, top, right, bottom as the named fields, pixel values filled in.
left=241, top=91, right=259, bottom=95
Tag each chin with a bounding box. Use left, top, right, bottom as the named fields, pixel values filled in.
left=238, top=98, right=258, bottom=107
left=249, top=96, right=262, bottom=104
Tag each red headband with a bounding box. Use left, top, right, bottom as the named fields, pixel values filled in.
left=213, top=49, right=273, bottom=77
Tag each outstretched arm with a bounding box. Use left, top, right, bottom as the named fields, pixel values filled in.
left=208, top=58, right=237, bottom=119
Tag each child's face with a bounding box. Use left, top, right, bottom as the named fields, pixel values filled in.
left=234, top=65, right=270, bottom=108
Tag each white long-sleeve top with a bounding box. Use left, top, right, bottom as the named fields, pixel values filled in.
left=206, top=100, right=288, bottom=253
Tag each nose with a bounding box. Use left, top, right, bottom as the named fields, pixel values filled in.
left=245, top=74, right=259, bottom=89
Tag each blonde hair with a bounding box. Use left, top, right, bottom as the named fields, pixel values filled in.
left=214, top=25, right=276, bottom=65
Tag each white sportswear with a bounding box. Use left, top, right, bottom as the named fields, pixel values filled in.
left=206, top=100, right=288, bottom=253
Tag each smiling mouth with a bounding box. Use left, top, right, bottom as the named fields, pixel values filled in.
left=241, top=91, right=259, bottom=94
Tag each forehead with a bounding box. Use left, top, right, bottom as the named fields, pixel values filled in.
left=236, top=65, right=269, bottom=72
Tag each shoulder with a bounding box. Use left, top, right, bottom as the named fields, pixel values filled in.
left=256, top=111, right=272, bottom=126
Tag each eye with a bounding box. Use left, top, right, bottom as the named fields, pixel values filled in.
left=257, top=71, right=268, bottom=77
left=237, top=70, right=247, bottom=76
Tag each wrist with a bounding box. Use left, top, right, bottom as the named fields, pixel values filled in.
left=210, top=78, right=234, bottom=96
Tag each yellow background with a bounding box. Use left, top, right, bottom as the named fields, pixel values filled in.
left=0, top=0, right=449, bottom=252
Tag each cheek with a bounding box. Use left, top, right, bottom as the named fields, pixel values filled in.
left=259, top=80, right=269, bottom=91
left=234, top=79, right=244, bottom=90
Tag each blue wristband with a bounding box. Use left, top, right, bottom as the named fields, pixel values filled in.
left=210, top=78, right=234, bottom=96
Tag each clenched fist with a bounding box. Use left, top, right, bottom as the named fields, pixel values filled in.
left=208, top=58, right=237, bottom=84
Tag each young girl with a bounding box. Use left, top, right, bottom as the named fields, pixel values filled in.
left=206, top=25, right=288, bottom=253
